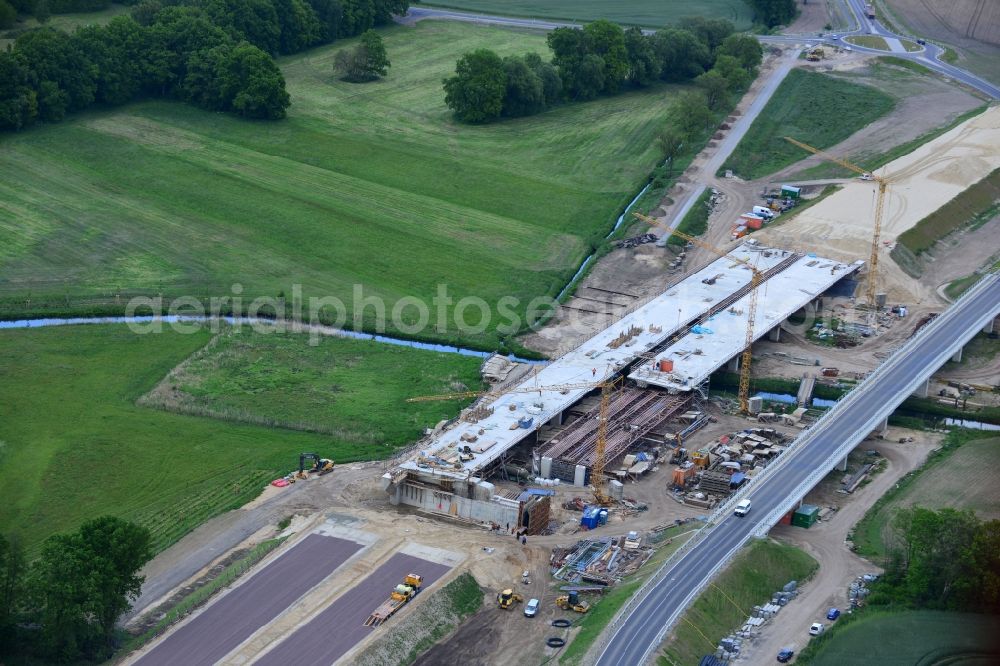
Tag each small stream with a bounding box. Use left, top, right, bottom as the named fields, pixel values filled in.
left=0, top=315, right=545, bottom=363
left=556, top=181, right=652, bottom=302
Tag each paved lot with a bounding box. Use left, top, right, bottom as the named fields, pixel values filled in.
left=133, top=534, right=362, bottom=666
left=256, top=552, right=452, bottom=665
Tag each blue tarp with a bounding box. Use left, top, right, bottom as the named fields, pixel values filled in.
left=691, top=325, right=714, bottom=334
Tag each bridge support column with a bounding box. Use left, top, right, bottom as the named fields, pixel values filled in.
left=911, top=379, right=929, bottom=398
left=548, top=410, right=564, bottom=427
left=768, top=326, right=781, bottom=342
left=727, top=356, right=740, bottom=373
left=875, top=416, right=889, bottom=435
left=837, top=455, right=849, bottom=472
left=985, top=318, right=996, bottom=334
left=951, top=347, right=963, bottom=363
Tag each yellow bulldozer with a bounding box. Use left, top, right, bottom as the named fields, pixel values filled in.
left=497, top=588, right=525, bottom=610
left=555, top=591, right=590, bottom=613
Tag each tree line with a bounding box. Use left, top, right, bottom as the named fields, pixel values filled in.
left=748, top=0, right=798, bottom=28
left=0, top=517, right=153, bottom=663
left=0, top=0, right=410, bottom=130
left=443, top=17, right=762, bottom=124
left=874, top=506, right=1000, bottom=613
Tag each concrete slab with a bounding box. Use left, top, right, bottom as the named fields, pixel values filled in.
left=254, top=552, right=453, bottom=666
left=396, top=244, right=832, bottom=481
left=131, top=534, right=362, bottom=666
left=630, top=254, right=860, bottom=390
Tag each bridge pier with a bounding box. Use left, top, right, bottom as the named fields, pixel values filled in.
left=548, top=410, right=564, bottom=427
left=876, top=416, right=889, bottom=435
left=951, top=347, right=963, bottom=363
left=727, top=356, right=740, bottom=373
left=985, top=318, right=996, bottom=334
left=768, top=326, right=782, bottom=342
left=837, top=455, right=848, bottom=472
left=911, top=378, right=929, bottom=398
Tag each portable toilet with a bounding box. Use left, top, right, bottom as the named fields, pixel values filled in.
left=598, top=509, right=608, bottom=526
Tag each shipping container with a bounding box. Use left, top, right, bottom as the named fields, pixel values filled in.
left=659, top=358, right=674, bottom=372
left=792, top=504, right=820, bottom=528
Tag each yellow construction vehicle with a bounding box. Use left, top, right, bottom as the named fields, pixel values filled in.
left=555, top=591, right=591, bottom=613
left=497, top=588, right=525, bottom=610
left=295, top=452, right=334, bottom=480
left=633, top=212, right=762, bottom=414
left=784, top=136, right=892, bottom=326
left=364, top=573, right=423, bottom=626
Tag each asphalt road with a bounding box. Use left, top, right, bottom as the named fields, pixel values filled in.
left=597, top=274, right=1000, bottom=665
left=256, top=552, right=453, bottom=665
left=133, top=534, right=362, bottom=666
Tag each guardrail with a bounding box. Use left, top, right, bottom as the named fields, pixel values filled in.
left=594, top=272, right=998, bottom=664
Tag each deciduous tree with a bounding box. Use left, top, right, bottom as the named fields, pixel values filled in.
left=443, top=48, right=505, bottom=123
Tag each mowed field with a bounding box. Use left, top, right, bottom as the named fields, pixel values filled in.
left=805, top=610, right=1000, bottom=665
left=720, top=68, right=896, bottom=179
left=0, top=324, right=477, bottom=552
left=422, top=0, right=753, bottom=28
left=854, top=433, right=1000, bottom=559
left=884, top=0, right=1000, bottom=85
left=141, top=325, right=483, bottom=442
left=0, top=21, right=674, bottom=347
left=892, top=436, right=1000, bottom=518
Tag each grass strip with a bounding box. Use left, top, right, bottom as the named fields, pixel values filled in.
left=658, top=539, right=818, bottom=666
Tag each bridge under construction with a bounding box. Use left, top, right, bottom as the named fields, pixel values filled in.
left=382, top=241, right=862, bottom=526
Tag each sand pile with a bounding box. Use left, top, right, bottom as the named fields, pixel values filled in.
left=757, top=105, right=1000, bottom=302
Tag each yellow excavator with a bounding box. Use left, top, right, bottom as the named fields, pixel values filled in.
left=294, top=452, right=334, bottom=480
left=497, top=588, right=525, bottom=610
left=555, top=591, right=590, bottom=613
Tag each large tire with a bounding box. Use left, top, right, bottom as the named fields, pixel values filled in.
left=552, top=619, right=572, bottom=628
left=547, top=637, right=567, bottom=648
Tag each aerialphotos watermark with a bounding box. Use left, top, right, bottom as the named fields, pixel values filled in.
left=124, top=283, right=833, bottom=345
left=125, top=283, right=561, bottom=344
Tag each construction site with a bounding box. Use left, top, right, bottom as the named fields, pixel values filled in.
left=116, top=28, right=1000, bottom=666
left=381, top=241, right=860, bottom=530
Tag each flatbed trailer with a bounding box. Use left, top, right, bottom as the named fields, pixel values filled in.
left=363, top=573, right=423, bottom=627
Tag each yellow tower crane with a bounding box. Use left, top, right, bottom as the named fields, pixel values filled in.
left=784, top=136, right=890, bottom=325
left=407, top=376, right=620, bottom=506
left=632, top=212, right=761, bottom=414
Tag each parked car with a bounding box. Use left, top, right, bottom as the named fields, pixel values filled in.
left=826, top=607, right=841, bottom=620
left=917, top=38, right=927, bottom=45
left=809, top=622, right=825, bottom=636
left=777, top=647, right=795, bottom=662
left=524, top=598, right=540, bottom=617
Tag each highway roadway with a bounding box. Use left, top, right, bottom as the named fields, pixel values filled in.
left=596, top=273, right=1000, bottom=665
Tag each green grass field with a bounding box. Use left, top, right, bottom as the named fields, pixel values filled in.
left=140, top=324, right=483, bottom=442
left=720, top=69, right=896, bottom=179
left=422, top=1, right=753, bottom=29
left=0, top=324, right=476, bottom=552
left=659, top=539, right=818, bottom=665
left=845, top=35, right=890, bottom=50
left=0, top=21, right=677, bottom=349
left=799, top=610, right=1000, bottom=665
left=853, top=430, right=999, bottom=560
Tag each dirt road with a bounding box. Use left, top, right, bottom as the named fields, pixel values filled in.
left=741, top=432, right=939, bottom=664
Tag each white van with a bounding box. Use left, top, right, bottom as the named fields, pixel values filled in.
left=734, top=499, right=752, bottom=517
left=752, top=205, right=775, bottom=219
